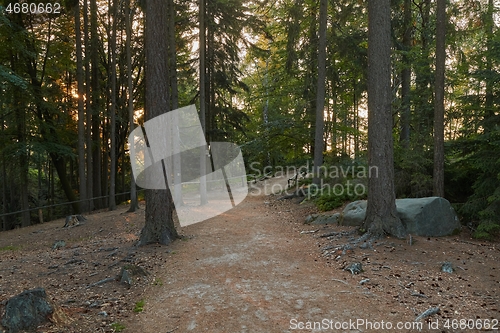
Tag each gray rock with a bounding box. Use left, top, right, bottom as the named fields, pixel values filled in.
left=304, top=214, right=319, bottom=224
left=396, top=197, right=461, bottom=237
left=359, top=278, right=370, bottom=285
left=339, top=197, right=461, bottom=237
left=118, top=264, right=149, bottom=288
left=341, top=200, right=367, bottom=226
left=441, top=261, right=454, bottom=273
left=119, top=268, right=133, bottom=287
left=310, top=213, right=340, bottom=225
left=1, top=288, right=53, bottom=333
left=52, top=240, right=66, bottom=250
left=344, top=262, right=363, bottom=274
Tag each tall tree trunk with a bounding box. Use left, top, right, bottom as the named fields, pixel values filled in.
left=199, top=0, right=208, bottom=205
left=1, top=156, right=6, bottom=230
left=400, top=0, right=412, bottom=146
left=90, top=0, right=102, bottom=209
left=308, top=2, right=318, bottom=159
left=125, top=0, right=138, bottom=212
left=84, top=0, right=94, bottom=212
left=167, top=0, right=182, bottom=205
left=15, top=94, right=30, bottom=227
left=109, top=0, right=117, bottom=210
left=1, top=113, right=6, bottom=230
left=75, top=0, right=87, bottom=213
left=207, top=19, right=215, bottom=142
left=140, top=0, right=178, bottom=245
left=433, top=0, right=446, bottom=197
left=414, top=0, right=433, bottom=138
left=484, top=0, right=495, bottom=128
left=313, top=0, right=327, bottom=185
left=364, top=0, right=406, bottom=239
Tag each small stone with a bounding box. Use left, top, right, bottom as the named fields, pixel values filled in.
left=120, top=269, right=133, bottom=287
left=359, top=278, right=370, bottom=285
left=441, top=261, right=454, bottom=273
left=359, top=242, right=372, bottom=250
left=52, top=240, right=66, bottom=250
left=304, top=214, right=318, bottom=224
left=344, top=262, right=363, bottom=274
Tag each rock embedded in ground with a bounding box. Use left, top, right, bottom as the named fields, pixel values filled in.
left=52, top=240, right=66, bottom=250
left=441, top=261, right=454, bottom=273
left=396, top=197, right=461, bottom=236
left=344, top=262, right=363, bottom=274
left=341, top=200, right=367, bottom=226
left=304, top=213, right=340, bottom=225
left=117, top=264, right=149, bottom=288
left=304, top=214, right=318, bottom=224
left=1, top=288, right=53, bottom=333
left=339, top=197, right=461, bottom=237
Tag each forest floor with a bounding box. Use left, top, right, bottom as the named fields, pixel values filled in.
left=0, top=175, right=499, bottom=333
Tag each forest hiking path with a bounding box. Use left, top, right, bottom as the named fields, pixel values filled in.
left=124, top=176, right=408, bottom=333
left=1, top=175, right=498, bottom=333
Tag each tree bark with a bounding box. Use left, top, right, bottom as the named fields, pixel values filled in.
left=308, top=2, right=318, bottom=159
left=414, top=0, right=433, bottom=137
left=484, top=0, right=495, bottom=128
left=75, top=0, right=87, bottom=213
left=313, top=0, right=327, bottom=185
left=433, top=0, right=446, bottom=197
left=199, top=0, right=208, bottom=205
left=364, top=0, right=406, bottom=239
left=139, top=0, right=178, bottom=245
left=90, top=0, right=102, bottom=209
left=400, top=0, right=412, bottom=147
left=84, top=0, right=94, bottom=213
left=109, top=0, right=117, bottom=210
left=125, top=0, right=138, bottom=212
left=168, top=0, right=182, bottom=205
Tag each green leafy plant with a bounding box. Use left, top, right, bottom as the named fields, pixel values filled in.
left=110, top=322, right=126, bottom=332
left=314, top=181, right=367, bottom=212
left=473, top=221, right=500, bottom=240
left=0, top=245, right=20, bottom=251
left=133, top=300, right=145, bottom=313
left=315, top=192, right=346, bottom=211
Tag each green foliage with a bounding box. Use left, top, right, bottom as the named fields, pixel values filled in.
left=110, top=322, right=126, bottom=332
left=454, top=125, right=500, bottom=238
left=394, top=143, right=433, bottom=198
left=298, top=177, right=312, bottom=187
left=473, top=221, right=500, bottom=240
left=314, top=185, right=366, bottom=212
left=153, top=278, right=163, bottom=286
left=0, top=64, right=27, bottom=90
left=133, top=299, right=145, bottom=313
left=0, top=245, right=21, bottom=251
left=315, top=191, right=347, bottom=212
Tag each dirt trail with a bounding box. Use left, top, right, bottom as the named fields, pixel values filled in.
left=1, top=175, right=497, bottom=332
left=124, top=177, right=408, bottom=332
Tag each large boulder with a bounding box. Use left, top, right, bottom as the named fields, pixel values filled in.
left=396, top=197, right=461, bottom=236
left=341, top=200, right=367, bottom=226
left=340, top=197, right=461, bottom=237
left=1, top=288, right=53, bottom=333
